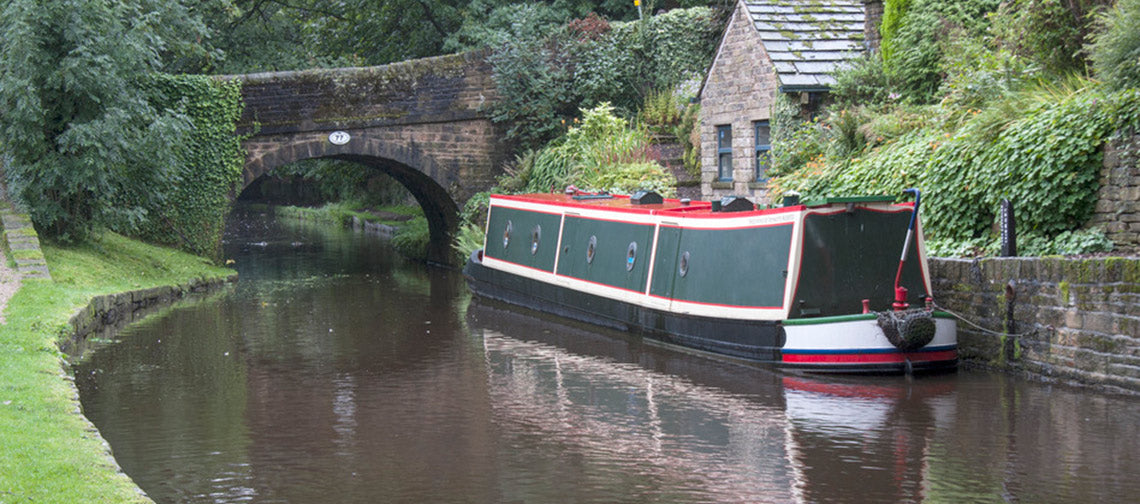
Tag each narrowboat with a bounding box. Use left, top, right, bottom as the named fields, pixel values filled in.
left=462, top=188, right=957, bottom=373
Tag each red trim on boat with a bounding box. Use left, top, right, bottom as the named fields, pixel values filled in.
left=781, top=350, right=958, bottom=364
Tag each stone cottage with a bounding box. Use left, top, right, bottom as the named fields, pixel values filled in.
left=699, top=0, right=882, bottom=204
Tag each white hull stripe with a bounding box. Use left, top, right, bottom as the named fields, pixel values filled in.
left=782, top=318, right=957, bottom=352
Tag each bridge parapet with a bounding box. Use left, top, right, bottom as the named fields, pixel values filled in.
left=231, top=51, right=497, bottom=136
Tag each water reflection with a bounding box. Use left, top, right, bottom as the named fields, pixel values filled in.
left=73, top=208, right=1140, bottom=504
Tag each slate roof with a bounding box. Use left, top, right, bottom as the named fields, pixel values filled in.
left=743, top=0, right=866, bottom=89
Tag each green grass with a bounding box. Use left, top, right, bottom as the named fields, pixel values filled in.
left=0, top=231, right=234, bottom=503
left=276, top=202, right=423, bottom=226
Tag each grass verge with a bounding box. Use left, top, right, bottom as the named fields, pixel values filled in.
left=0, top=231, right=234, bottom=504
left=273, top=202, right=422, bottom=227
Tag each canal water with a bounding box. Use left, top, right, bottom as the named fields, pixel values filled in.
left=75, top=207, right=1140, bottom=504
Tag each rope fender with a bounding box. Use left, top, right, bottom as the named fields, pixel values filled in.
left=876, top=309, right=937, bottom=352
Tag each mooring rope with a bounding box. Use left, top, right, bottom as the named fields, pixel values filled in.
left=933, top=303, right=1039, bottom=338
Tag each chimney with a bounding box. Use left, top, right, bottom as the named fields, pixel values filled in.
left=862, top=0, right=883, bottom=52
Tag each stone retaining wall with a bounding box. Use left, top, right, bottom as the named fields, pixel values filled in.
left=1090, top=131, right=1140, bottom=252
left=931, top=257, right=1140, bottom=393
left=62, top=276, right=237, bottom=357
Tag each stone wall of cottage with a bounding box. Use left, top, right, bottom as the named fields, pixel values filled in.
left=699, top=2, right=780, bottom=204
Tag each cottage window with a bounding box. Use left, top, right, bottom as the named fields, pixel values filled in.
left=754, top=121, right=771, bottom=182
left=717, top=125, right=732, bottom=181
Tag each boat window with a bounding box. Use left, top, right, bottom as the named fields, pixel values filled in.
left=531, top=225, right=541, bottom=255
left=626, top=242, right=637, bottom=271
left=679, top=251, right=690, bottom=277
left=503, top=220, right=512, bottom=249
left=586, top=235, right=596, bottom=263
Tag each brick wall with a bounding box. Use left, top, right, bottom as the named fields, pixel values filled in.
left=931, top=257, right=1140, bottom=393
left=699, top=2, right=780, bottom=203
left=1090, top=131, right=1140, bottom=252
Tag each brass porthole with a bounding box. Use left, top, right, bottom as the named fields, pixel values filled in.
left=531, top=225, right=541, bottom=255
left=679, top=251, right=690, bottom=277
left=586, top=235, right=597, bottom=263
left=503, top=220, right=512, bottom=249
left=626, top=242, right=637, bottom=271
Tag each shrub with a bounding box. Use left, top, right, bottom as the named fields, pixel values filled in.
left=831, top=53, right=894, bottom=109
left=452, top=223, right=487, bottom=265
left=989, top=0, right=1104, bottom=76
left=881, top=0, right=1002, bottom=104
left=488, top=7, right=720, bottom=149
left=769, top=94, right=827, bottom=178
left=1088, top=0, right=1140, bottom=91
left=392, top=216, right=430, bottom=261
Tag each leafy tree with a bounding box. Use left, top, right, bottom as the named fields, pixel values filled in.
left=443, top=1, right=574, bottom=52
left=198, top=0, right=354, bottom=73
left=201, top=0, right=657, bottom=70
left=0, top=0, right=203, bottom=240
left=488, top=7, right=721, bottom=150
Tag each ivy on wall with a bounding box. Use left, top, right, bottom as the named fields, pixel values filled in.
left=131, top=74, right=245, bottom=259
left=771, top=87, right=1140, bottom=249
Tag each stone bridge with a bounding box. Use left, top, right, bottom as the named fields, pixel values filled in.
left=232, top=51, right=506, bottom=265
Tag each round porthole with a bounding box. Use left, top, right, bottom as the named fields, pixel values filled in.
left=503, top=220, right=512, bottom=249
left=626, top=241, right=638, bottom=271
left=531, top=225, right=541, bottom=255
left=586, top=235, right=597, bottom=263
left=679, top=251, right=690, bottom=277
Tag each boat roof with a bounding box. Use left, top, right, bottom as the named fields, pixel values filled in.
left=491, top=192, right=903, bottom=218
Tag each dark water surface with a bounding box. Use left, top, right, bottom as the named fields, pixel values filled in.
left=75, top=208, right=1140, bottom=503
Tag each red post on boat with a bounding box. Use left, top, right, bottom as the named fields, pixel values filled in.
left=893, top=188, right=921, bottom=311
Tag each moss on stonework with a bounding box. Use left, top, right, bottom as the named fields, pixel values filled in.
left=1058, top=280, right=1071, bottom=304
left=10, top=248, right=43, bottom=261
left=4, top=226, right=38, bottom=239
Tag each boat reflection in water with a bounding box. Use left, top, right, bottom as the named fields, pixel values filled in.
left=470, top=300, right=957, bottom=504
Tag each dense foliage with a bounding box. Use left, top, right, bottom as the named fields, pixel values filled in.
left=1088, top=0, right=1140, bottom=90
left=773, top=86, right=1140, bottom=244
left=130, top=75, right=246, bottom=258
left=772, top=0, right=1139, bottom=257
left=488, top=7, right=720, bottom=149
left=271, top=159, right=414, bottom=209
left=0, top=0, right=203, bottom=241
left=199, top=0, right=713, bottom=73
left=500, top=103, right=677, bottom=197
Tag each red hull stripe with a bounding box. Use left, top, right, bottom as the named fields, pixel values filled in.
left=781, top=350, right=958, bottom=364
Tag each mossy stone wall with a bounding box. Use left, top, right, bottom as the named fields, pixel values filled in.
left=1090, top=131, right=1140, bottom=251
left=931, top=257, right=1140, bottom=393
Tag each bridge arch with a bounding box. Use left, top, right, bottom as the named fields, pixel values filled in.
left=243, top=130, right=464, bottom=265
left=229, top=52, right=507, bottom=266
